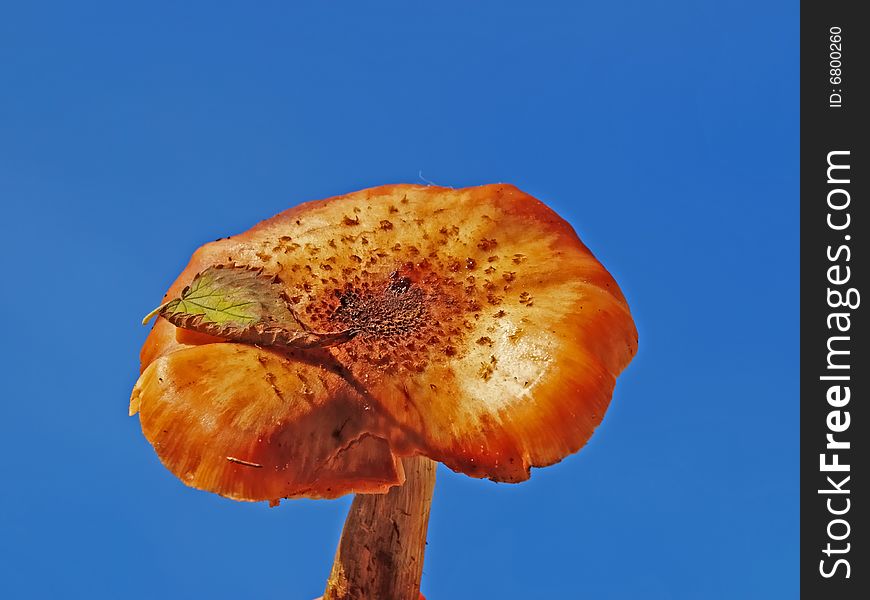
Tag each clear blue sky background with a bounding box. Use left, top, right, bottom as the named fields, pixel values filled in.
left=0, top=2, right=798, bottom=598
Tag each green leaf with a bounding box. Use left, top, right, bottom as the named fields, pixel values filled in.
left=143, top=265, right=355, bottom=349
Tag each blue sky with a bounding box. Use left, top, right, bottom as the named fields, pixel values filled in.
left=0, top=2, right=798, bottom=598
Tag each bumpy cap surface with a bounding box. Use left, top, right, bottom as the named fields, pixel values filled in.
left=131, top=184, right=638, bottom=501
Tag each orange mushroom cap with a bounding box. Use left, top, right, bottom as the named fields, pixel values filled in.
left=131, top=184, right=637, bottom=502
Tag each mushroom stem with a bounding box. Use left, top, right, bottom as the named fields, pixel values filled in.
left=323, top=455, right=437, bottom=600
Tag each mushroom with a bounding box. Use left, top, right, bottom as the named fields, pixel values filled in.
left=130, top=184, right=637, bottom=599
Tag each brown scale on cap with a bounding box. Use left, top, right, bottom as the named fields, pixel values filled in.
left=133, top=184, right=638, bottom=502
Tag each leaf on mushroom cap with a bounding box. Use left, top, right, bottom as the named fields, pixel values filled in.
left=133, top=184, right=638, bottom=501
left=143, top=264, right=355, bottom=349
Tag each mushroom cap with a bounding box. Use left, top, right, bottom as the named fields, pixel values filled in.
left=132, top=184, right=637, bottom=501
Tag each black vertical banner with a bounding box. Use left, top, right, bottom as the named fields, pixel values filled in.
left=801, top=3, right=868, bottom=598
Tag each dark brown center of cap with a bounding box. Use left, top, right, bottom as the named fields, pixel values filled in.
left=332, top=271, right=427, bottom=338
